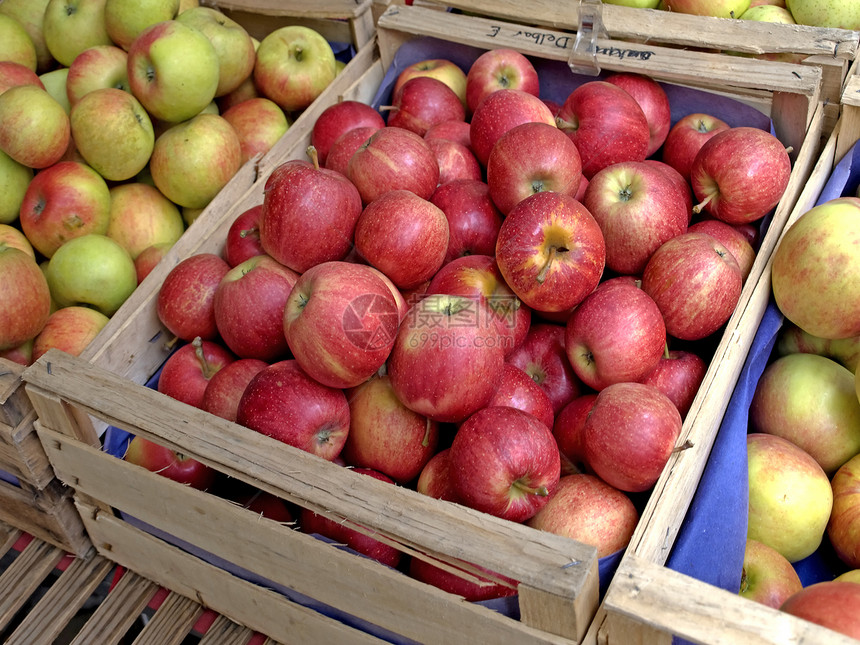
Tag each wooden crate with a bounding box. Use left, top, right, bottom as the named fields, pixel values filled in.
left=584, top=89, right=860, bottom=645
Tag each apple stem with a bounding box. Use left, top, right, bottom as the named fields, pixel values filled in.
left=306, top=145, right=321, bottom=170
left=422, top=417, right=432, bottom=448
left=663, top=342, right=670, bottom=360
left=692, top=193, right=714, bottom=215
left=239, top=226, right=259, bottom=239
left=536, top=246, right=561, bottom=284
left=378, top=105, right=395, bottom=112
left=672, top=439, right=694, bottom=453
left=512, top=479, right=550, bottom=497
left=785, top=146, right=794, bottom=155
left=192, top=336, right=219, bottom=380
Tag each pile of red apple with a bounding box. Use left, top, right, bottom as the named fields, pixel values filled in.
left=127, top=47, right=795, bottom=600
left=0, top=0, right=344, bottom=367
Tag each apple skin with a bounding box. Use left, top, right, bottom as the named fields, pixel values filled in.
left=772, top=197, right=860, bottom=340
left=354, top=189, right=449, bottom=290
left=691, top=126, right=791, bottom=226
left=430, top=179, right=504, bottom=265
left=341, top=373, right=440, bottom=484
left=283, top=261, right=400, bottom=389
left=424, top=119, right=472, bottom=150
left=415, top=448, right=460, bottom=502
left=259, top=148, right=363, bottom=273
left=156, top=252, right=231, bottom=342
left=0, top=60, right=44, bottom=94
left=641, top=231, right=743, bottom=341
left=65, top=45, right=129, bottom=106
left=104, top=0, right=181, bottom=51
left=584, top=382, right=682, bottom=493
left=0, top=0, right=51, bottom=72
left=157, top=337, right=236, bottom=410
left=0, top=84, right=71, bottom=169
left=750, top=353, right=860, bottom=475
left=565, top=276, right=667, bottom=391
left=214, top=254, right=299, bottom=362
left=776, top=321, right=860, bottom=374
left=507, top=322, right=582, bottom=414
left=747, top=432, right=833, bottom=563
left=32, top=305, right=110, bottom=362
left=0, top=224, right=35, bottom=259
left=310, top=99, right=385, bottom=166
left=465, top=48, right=540, bottom=115
left=236, top=359, right=351, bottom=461
left=0, top=12, right=37, bottom=71
left=127, top=19, right=219, bottom=123
left=19, top=159, right=111, bottom=259
left=387, top=293, right=506, bottom=424
left=553, top=393, right=598, bottom=475
left=385, top=76, right=466, bottom=137
left=221, top=97, right=290, bottom=165
left=42, top=0, right=113, bottom=68
left=427, top=138, right=482, bottom=186
left=527, top=473, right=639, bottom=558
left=124, top=434, right=216, bottom=491
left=486, top=121, right=582, bottom=216
left=253, top=25, right=336, bottom=114
left=0, top=148, right=32, bottom=225
left=0, top=339, right=34, bottom=366
left=469, top=88, right=556, bottom=168
left=662, top=0, right=751, bottom=18
left=687, top=218, right=756, bottom=282
left=785, top=0, right=860, bottom=30
left=661, top=112, right=731, bottom=182
left=644, top=159, right=694, bottom=219
left=393, top=58, right=468, bottom=110
left=738, top=538, right=803, bottom=609
left=299, top=467, right=402, bottom=568
left=779, top=581, right=860, bottom=639
left=449, top=405, right=561, bottom=523
left=0, top=247, right=52, bottom=351
left=347, top=126, right=440, bottom=204
left=495, top=191, right=606, bottom=314
left=486, top=363, right=555, bottom=430
left=200, top=357, right=268, bottom=423
left=605, top=72, right=671, bottom=158
left=134, top=242, right=172, bottom=284
left=324, top=125, right=379, bottom=177
left=223, top=204, right=265, bottom=268
left=827, top=452, right=860, bottom=570
left=555, top=80, right=650, bottom=180
left=582, top=159, right=689, bottom=276
left=409, top=556, right=518, bottom=602
left=106, top=182, right=185, bottom=261
left=638, top=349, right=707, bottom=420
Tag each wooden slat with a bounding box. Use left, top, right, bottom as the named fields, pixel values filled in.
left=0, top=521, right=22, bottom=557
left=4, top=552, right=113, bottom=645
left=70, top=570, right=160, bottom=645
left=132, top=591, right=203, bottom=645
left=0, top=358, right=30, bottom=427
left=213, top=0, right=371, bottom=20
left=197, top=614, right=258, bottom=645
left=0, top=537, right=64, bottom=631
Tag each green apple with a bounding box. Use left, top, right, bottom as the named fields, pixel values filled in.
left=149, top=112, right=242, bottom=209
left=0, top=338, right=34, bottom=366
left=0, top=84, right=71, bottom=169
left=836, top=570, right=860, bottom=584
left=0, top=223, right=35, bottom=259
left=828, top=453, right=860, bottom=570
left=0, top=13, right=37, bottom=71
left=776, top=320, right=860, bottom=373
left=70, top=87, right=155, bottom=181
left=663, top=0, right=751, bottom=18
left=747, top=432, right=833, bottom=563
left=0, top=246, right=52, bottom=351
left=0, top=0, right=53, bottom=72
left=175, top=6, right=256, bottom=97
left=253, top=25, right=337, bottom=114
left=45, top=233, right=137, bottom=316
left=221, top=97, right=290, bottom=165
left=39, top=67, right=71, bottom=115
left=0, top=149, right=33, bottom=224
left=42, top=0, right=113, bottom=68
left=65, top=45, right=129, bottom=106
left=127, top=19, right=220, bottom=123
left=739, top=538, right=803, bottom=608
left=750, top=353, right=860, bottom=475
left=104, top=0, right=180, bottom=51
left=32, top=304, right=110, bottom=361
left=106, top=182, right=184, bottom=259
left=0, top=61, right=44, bottom=95
left=786, top=0, right=860, bottom=30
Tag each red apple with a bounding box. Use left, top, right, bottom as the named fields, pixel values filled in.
left=409, top=556, right=518, bottom=602
left=555, top=80, right=650, bottom=179
left=156, top=337, right=236, bottom=409
left=465, top=48, right=540, bottom=114
left=583, top=381, right=682, bottom=493
left=415, top=448, right=460, bottom=502
left=354, top=189, right=449, bottom=290
left=223, top=203, right=265, bottom=268
left=259, top=146, right=363, bottom=273
left=661, top=112, right=731, bottom=182
left=0, top=340, right=33, bottom=367
left=387, top=293, right=506, bottom=423
left=506, top=322, right=582, bottom=414
left=469, top=88, right=555, bottom=167
left=738, top=538, right=803, bottom=609
left=780, top=581, right=860, bottom=639
left=486, top=363, right=555, bottom=429
left=156, top=253, right=231, bottom=342
left=690, top=126, right=791, bottom=225
left=565, top=276, right=667, bottom=391
left=124, top=435, right=216, bottom=490
left=32, top=305, right=109, bottom=362
left=424, top=119, right=472, bottom=149
left=229, top=488, right=294, bottom=524
left=392, top=58, right=468, bottom=109
left=688, top=218, right=756, bottom=281
left=486, top=120, right=582, bottom=216
left=341, top=373, right=439, bottom=484
left=200, top=357, right=268, bottom=423
left=310, top=99, right=385, bottom=166
left=527, top=473, right=639, bottom=558
left=430, top=179, right=503, bottom=264
left=638, top=349, right=707, bottom=420
left=643, top=159, right=694, bottom=219
left=384, top=76, right=465, bottom=137
left=134, top=242, right=172, bottom=284
left=604, top=72, right=671, bottom=157
left=553, top=393, right=598, bottom=475
left=347, top=126, right=440, bottom=203
left=827, top=452, right=860, bottom=569
left=427, top=137, right=482, bottom=185
left=221, top=97, right=290, bottom=165
left=495, top=191, right=606, bottom=314
left=641, top=231, right=743, bottom=341
left=283, top=261, right=400, bottom=389
left=213, top=254, right=299, bottom=362
left=236, top=359, right=350, bottom=461
left=449, top=405, right=560, bottom=522
left=0, top=247, right=51, bottom=351
left=583, top=159, right=689, bottom=276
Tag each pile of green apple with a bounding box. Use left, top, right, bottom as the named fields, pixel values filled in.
left=737, top=196, right=860, bottom=639
left=0, top=0, right=342, bottom=367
